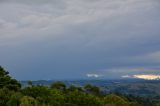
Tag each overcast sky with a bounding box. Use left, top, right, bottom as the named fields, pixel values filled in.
left=0, top=0, right=160, bottom=80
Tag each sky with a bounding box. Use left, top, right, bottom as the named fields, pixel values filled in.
left=0, top=0, right=160, bottom=80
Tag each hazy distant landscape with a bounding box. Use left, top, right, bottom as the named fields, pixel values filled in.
left=21, top=79, right=160, bottom=96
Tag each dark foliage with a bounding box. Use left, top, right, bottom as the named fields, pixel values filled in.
left=1, top=66, right=160, bottom=106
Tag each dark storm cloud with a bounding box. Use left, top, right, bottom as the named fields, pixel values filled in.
left=0, top=0, right=160, bottom=80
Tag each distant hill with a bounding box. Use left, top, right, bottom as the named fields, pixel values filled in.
left=20, top=79, right=160, bottom=97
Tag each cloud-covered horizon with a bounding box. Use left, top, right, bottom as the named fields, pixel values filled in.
left=0, top=0, right=160, bottom=80
left=121, top=74, right=160, bottom=80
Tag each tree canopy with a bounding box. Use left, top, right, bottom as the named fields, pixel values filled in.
left=0, top=66, right=159, bottom=106
left=0, top=66, right=21, bottom=91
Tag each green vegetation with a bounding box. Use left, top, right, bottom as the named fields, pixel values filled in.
left=0, top=66, right=160, bottom=106
left=0, top=66, right=21, bottom=91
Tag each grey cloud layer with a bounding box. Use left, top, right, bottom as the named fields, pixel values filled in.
left=0, top=0, right=160, bottom=80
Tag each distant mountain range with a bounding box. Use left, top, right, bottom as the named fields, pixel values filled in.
left=20, top=79, right=160, bottom=97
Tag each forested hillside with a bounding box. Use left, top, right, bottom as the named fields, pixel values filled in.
left=1, top=66, right=160, bottom=106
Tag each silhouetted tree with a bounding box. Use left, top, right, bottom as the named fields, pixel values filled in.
left=0, top=66, right=21, bottom=91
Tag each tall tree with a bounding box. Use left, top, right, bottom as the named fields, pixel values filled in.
left=0, top=66, right=21, bottom=91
